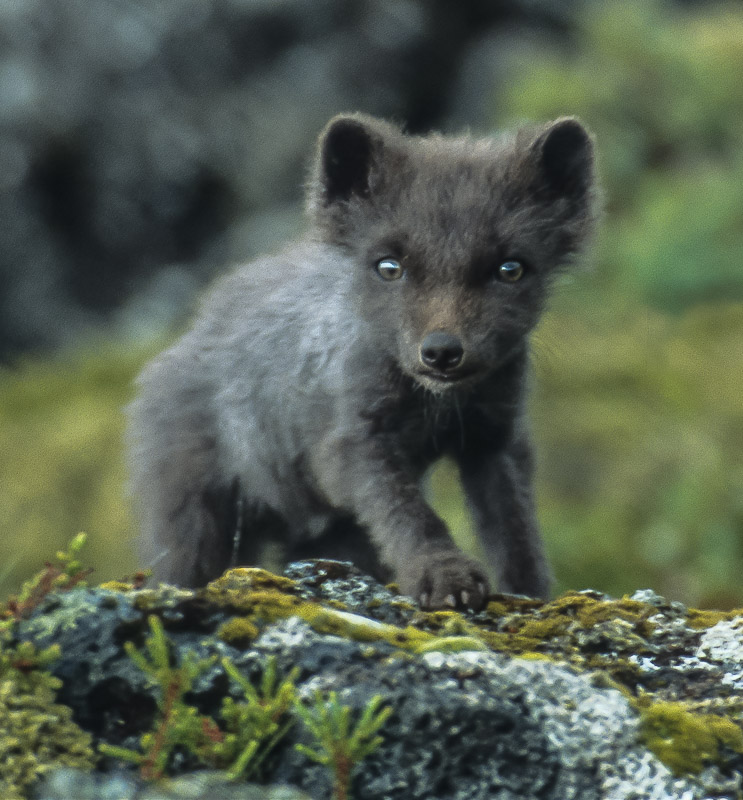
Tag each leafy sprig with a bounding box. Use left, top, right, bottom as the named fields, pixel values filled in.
left=101, top=615, right=298, bottom=781
left=294, top=691, right=392, bottom=800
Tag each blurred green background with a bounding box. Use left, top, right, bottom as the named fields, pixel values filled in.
left=2, top=0, right=742, bottom=609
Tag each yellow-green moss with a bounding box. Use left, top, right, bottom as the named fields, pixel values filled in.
left=542, top=592, right=655, bottom=632
left=324, top=599, right=349, bottom=611
left=202, top=570, right=443, bottom=653
left=208, top=568, right=298, bottom=595
left=485, top=596, right=543, bottom=618
left=0, top=642, right=95, bottom=799
left=217, top=616, right=260, bottom=647
left=416, top=635, right=489, bottom=654
left=478, top=592, right=658, bottom=662
left=637, top=699, right=743, bottom=775
left=0, top=681, right=96, bottom=799
left=412, top=609, right=471, bottom=634
left=131, top=585, right=196, bottom=614
left=199, top=570, right=674, bottom=672
left=685, top=607, right=743, bottom=630
left=204, top=569, right=301, bottom=616
left=388, top=598, right=417, bottom=613
left=98, top=580, right=136, bottom=592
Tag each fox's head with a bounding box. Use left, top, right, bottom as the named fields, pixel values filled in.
left=308, top=113, right=598, bottom=393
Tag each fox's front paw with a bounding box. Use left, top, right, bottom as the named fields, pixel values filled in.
left=400, top=551, right=490, bottom=611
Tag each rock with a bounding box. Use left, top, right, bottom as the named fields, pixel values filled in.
left=15, top=561, right=743, bottom=799
left=33, top=768, right=311, bottom=800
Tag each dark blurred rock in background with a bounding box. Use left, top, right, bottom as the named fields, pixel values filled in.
left=0, top=0, right=579, bottom=362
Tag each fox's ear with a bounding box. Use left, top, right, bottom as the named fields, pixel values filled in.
left=530, top=118, right=595, bottom=200
left=316, top=115, right=390, bottom=205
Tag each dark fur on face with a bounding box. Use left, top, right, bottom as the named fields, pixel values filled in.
left=127, top=113, right=598, bottom=610
left=309, top=114, right=596, bottom=394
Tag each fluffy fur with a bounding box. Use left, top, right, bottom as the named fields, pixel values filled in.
left=127, top=113, right=598, bottom=609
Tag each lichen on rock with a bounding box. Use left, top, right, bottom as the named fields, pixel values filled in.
left=11, top=560, right=743, bottom=799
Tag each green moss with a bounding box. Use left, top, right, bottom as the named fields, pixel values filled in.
left=476, top=592, right=657, bottom=668
left=638, top=699, right=743, bottom=775
left=207, top=568, right=298, bottom=597
left=685, top=607, right=743, bottom=630
left=217, top=616, right=260, bottom=647
left=200, top=570, right=670, bottom=677
left=0, top=638, right=94, bottom=799
left=203, top=569, right=436, bottom=653
left=98, top=580, right=136, bottom=592
left=415, top=635, right=489, bottom=654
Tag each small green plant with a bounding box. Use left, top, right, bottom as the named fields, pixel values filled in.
left=101, top=615, right=298, bottom=781
left=294, top=691, right=392, bottom=800
left=100, top=614, right=218, bottom=779
left=218, top=656, right=299, bottom=780
left=1, top=532, right=91, bottom=628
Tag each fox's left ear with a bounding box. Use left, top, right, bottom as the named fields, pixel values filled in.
left=530, top=118, right=595, bottom=200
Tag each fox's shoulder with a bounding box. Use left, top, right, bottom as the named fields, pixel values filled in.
left=195, top=238, right=347, bottom=316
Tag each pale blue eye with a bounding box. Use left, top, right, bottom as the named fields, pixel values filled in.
left=376, top=258, right=404, bottom=281
left=498, top=261, right=525, bottom=282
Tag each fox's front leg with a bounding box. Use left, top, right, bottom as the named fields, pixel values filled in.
left=458, top=437, right=552, bottom=599
left=314, top=437, right=490, bottom=610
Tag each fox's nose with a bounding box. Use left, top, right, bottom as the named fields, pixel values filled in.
left=420, top=331, right=464, bottom=371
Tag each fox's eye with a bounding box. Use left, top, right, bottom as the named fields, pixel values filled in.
left=376, top=257, right=404, bottom=281
left=497, top=260, right=525, bottom=282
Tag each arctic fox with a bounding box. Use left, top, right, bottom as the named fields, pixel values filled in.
left=127, top=113, right=597, bottom=610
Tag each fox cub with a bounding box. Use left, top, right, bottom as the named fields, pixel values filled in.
left=127, top=113, right=597, bottom=610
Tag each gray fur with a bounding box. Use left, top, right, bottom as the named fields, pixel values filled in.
left=127, top=113, right=598, bottom=609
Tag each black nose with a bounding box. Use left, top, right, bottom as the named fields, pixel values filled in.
left=420, top=331, right=464, bottom=371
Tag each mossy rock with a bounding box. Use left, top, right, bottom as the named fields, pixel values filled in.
left=12, top=562, right=743, bottom=799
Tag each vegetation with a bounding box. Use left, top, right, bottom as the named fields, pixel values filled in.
left=1, top=532, right=90, bottom=626
left=637, top=698, right=743, bottom=776
left=0, top=538, right=740, bottom=793
left=99, top=614, right=221, bottom=780
left=294, top=691, right=393, bottom=800
left=0, top=639, right=95, bottom=800
left=496, top=0, right=743, bottom=311
left=0, top=536, right=96, bottom=799
left=0, top=345, right=147, bottom=597
left=99, top=615, right=299, bottom=781
left=0, top=539, right=392, bottom=797
left=102, top=612, right=391, bottom=792
left=220, top=656, right=299, bottom=781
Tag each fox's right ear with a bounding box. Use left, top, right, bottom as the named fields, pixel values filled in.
left=315, top=115, right=395, bottom=206
left=320, top=117, right=376, bottom=203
